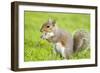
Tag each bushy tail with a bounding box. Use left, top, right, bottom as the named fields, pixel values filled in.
left=73, top=30, right=90, bottom=52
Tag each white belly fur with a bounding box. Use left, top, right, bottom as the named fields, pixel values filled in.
left=54, top=42, right=65, bottom=56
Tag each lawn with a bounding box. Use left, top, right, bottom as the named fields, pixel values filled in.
left=24, top=11, right=90, bottom=62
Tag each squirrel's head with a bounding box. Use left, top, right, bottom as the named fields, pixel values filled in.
left=40, top=19, right=56, bottom=39
left=40, top=19, right=56, bottom=33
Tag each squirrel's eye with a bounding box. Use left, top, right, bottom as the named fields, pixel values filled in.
left=47, top=26, right=50, bottom=28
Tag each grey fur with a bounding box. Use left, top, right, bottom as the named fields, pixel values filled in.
left=48, top=27, right=73, bottom=59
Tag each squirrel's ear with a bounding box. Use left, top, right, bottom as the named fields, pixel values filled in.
left=48, top=19, right=52, bottom=23
left=48, top=19, right=56, bottom=26
left=52, top=19, right=56, bottom=26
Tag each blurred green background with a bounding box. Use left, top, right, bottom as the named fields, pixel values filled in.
left=24, top=11, right=90, bottom=62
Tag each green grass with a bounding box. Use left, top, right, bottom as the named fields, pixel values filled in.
left=24, top=11, right=90, bottom=62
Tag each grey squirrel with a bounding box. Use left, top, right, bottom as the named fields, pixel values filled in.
left=40, top=19, right=90, bottom=59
